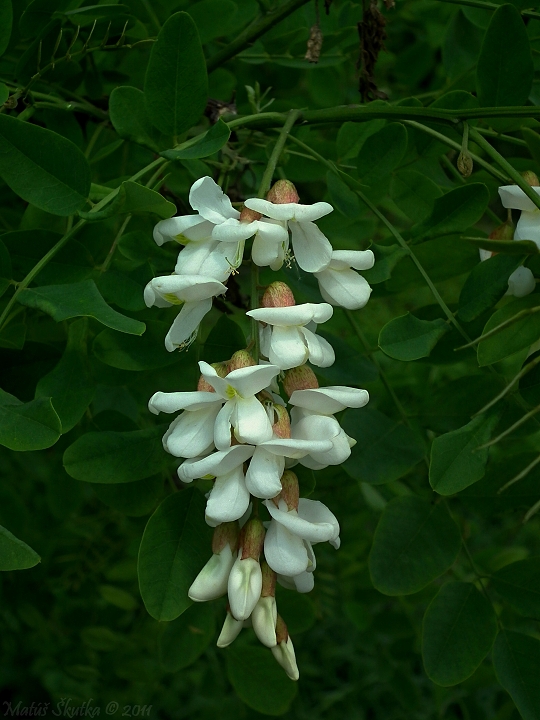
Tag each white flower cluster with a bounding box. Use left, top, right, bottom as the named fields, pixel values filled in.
left=144, top=176, right=375, bottom=351
left=146, top=176, right=374, bottom=680
left=478, top=180, right=540, bottom=298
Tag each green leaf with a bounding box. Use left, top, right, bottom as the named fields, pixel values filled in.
left=357, top=123, right=408, bottom=184
left=79, top=181, right=176, bottom=221
left=369, top=496, right=461, bottom=595
left=159, top=602, right=215, bottom=671
left=144, top=12, right=208, bottom=138
left=0, top=0, right=12, bottom=58
left=0, top=115, right=90, bottom=216
left=96, top=271, right=147, bottom=313
left=477, top=294, right=540, bottom=367
left=476, top=4, right=534, bottom=107
left=463, top=235, right=538, bottom=255
left=493, top=631, right=540, bottom=720
left=109, top=86, right=170, bottom=153
left=491, top=558, right=540, bottom=618
left=458, top=254, right=525, bottom=322
left=422, top=582, right=498, bottom=686
left=89, top=139, right=124, bottom=165
left=0, top=525, right=40, bottom=571
left=138, top=488, right=212, bottom=621
left=188, top=0, right=239, bottom=43
left=92, top=475, right=164, bottom=518
left=326, top=171, right=361, bottom=218
left=93, top=323, right=192, bottom=371
left=379, top=313, right=449, bottom=361
left=35, top=319, right=94, bottom=433
left=0, top=390, right=61, bottom=451
left=363, top=244, right=408, bottom=284
left=161, top=119, right=231, bottom=161
left=336, top=117, right=385, bottom=161
left=429, top=414, right=498, bottom=495
left=315, top=331, right=378, bottom=385
left=413, top=184, right=490, bottom=242
left=342, top=408, right=425, bottom=485
left=226, top=645, right=298, bottom=715
left=389, top=170, right=443, bottom=223
left=522, top=128, right=540, bottom=166
left=17, top=280, right=145, bottom=335
left=98, top=584, right=137, bottom=611
left=201, top=315, right=246, bottom=364
left=63, top=425, right=167, bottom=484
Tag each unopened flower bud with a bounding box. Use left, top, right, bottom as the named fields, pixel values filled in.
left=457, top=151, right=473, bottom=178
left=520, top=170, right=540, bottom=187
left=228, top=556, right=262, bottom=620
left=228, top=349, right=256, bottom=371
left=266, top=179, right=300, bottom=205
left=217, top=607, right=244, bottom=648
left=240, top=518, right=265, bottom=561
left=489, top=220, right=514, bottom=242
left=272, top=404, right=291, bottom=439
left=272, top=470, right=299, bottom=512
left=282, top=366, right=319, bottom=396
left=212, top=521, right=240, bottom=555
left=271, top=615, right=299, bottom=681
left=252, top=595, right=278, bottom=647
left=262, top=281, right=295, bottom=308
left=240, top=205, right=262, bottom=222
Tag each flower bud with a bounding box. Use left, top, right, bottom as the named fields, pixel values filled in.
left=489, top=220, right=514, bottom=242
left=282, top=366, right=319, bottom=396
left=261, top=560, right=277, bottom=597
left=271, top=615, right=299, bottom=681
left=262, top=281, right=295, bottom=308
left=188, top=538, right=236, bottom=602
left=457, top=151, right=473, bottom=178
left=266, top=179, right=300, bottom=205
left=520, top=170, right=540, bottom=187
left=240, top=205, right=262, bottom=223
left=217, top=607, right=244, bottom=648
left=227, top=556, right=263, bottom=621
left=240, top=518, right=265, bottom=561
left=272, top=470, right=299, bottom=512
left=272, top=404, right=291, bottom=439
left=212, top=521, right=240, bottom=555
left=228, top=349, right=256, bottom=371
left=252, top=595, right=278, bottom=647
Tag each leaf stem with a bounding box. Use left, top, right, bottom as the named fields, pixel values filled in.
left=433, top=0, right=540, bottom=21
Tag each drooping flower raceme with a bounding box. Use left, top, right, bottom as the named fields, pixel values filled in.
left=145, top=175, right=375, bottom=681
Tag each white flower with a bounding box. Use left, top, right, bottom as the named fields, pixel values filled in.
left=291, top=413, right=356, bottom=469
left=263, top=497, right=340, bottom=578
left=178, top=445, right=254, bottom=526
left=499, top=184, right=540, bottom=248
left=144, top=275, right=226, bottom=352
left=246, top=303, right=335, bottom=370
left=228, top=556, right=263, bottom=621
left=213, top=215, right=289, bottom=271
left=188, top=543, right=235, bottom=602
left=314, top=250, right=374, bottom=309
left=289, top=385, right=369, bottom=415
left=252, top=596, right=278, bottom=648
left=244, top=197, right=334, bottom=272
left=277, top=571, right=315, bottom=594
left=272, top=637, right=299, bottom=681
left=507, top=266, right=536, bottom=297
left=149, top=390, right=222, bottom=458
left=198, top=360, right=280, bottom=448
left=217, top=610, right=244, bottom=648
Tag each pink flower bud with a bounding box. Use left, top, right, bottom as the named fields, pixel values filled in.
left=266, top=179, right=300, bottom=205
left=272, top=404, right=291, bottom=439
left=212, top=521, right=240, bottom=555
left=240, top=205, right=262, bottom=222
left=272, top=470, right=299, bottom=512
left=240, top=518, right=265, bottom=561
left=489, top=221, right=514, bottom=242
left=282, top=366, right=319, bottom=396
left=262, top=281, right=295, bottom=308
left=228, top=349, right=256, bottom=371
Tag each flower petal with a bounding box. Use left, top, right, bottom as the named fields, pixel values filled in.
left=247, top=303, right=329, bottom=327
left=228, top=556, right=262, bottom=620
left=268, top=325, right=309, bottom=370
left=264, top=501, right=338, bottom=544
left=153, top=215, right=211, bottom=245
left=329, top=249, right=375, bottom=270
left=264, top=519, right=309, bottom=576
left=177, top=445, right=255, bottom=481
left=499, top=185, right=540, bottom=212
left=214, top=400, right=235, bottom=450
left=244, top=198, right=333, bottom=222
left=299, top=327, right=335, bottom=367
left=507, top=266, right=536, bottom=297
left=316, top=267, right=372, bottom=310
left=148, top=391, right=221, bottom=414
left=298, top=498, right=340, bottom=541
left=290, top=221, right=333, bottom=273
left=227, top=363, right=281, bottom=398
left=231, top=395, right=273, bottom=445
left=175, top=239, right=238, bottom=282
left=205, top=467, right=251, bottom=525
left=198, top=361, right=229, bottom=398
left=188, top=544, right=235, bottom=601
left=515, top=209, right=540, bottom=249
left=189, top=176, right=239, bottom=223
left=211, top=218, right=258, bottom=242
left=165, top=298, right=213, bottom=352
left=260, top=437, right=333, bottom=459
left=152, top=274, right=226, bottom=302
left=289, top=387, right=369, bottom=415
left=165, top=405, right=220, bottom=458
left=245, top=447, right=284, bottom=498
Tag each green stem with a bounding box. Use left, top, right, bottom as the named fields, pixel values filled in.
left=476, top=127, right=528, bottom=148
left=469, top=128, right=540, bottom=212
left=440, top=155, right=501, bottom=224
left=100, top=214, right=132, bottom=273
left=433, top=0, right=540, bottom=21
left=206, top=0, right=312, bottom=72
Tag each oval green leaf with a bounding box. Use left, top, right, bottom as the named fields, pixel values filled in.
left=162, top=119, right=231, bottom=161
left=422, top=582, right=497, bottom=686
left=144, top=12, right=208, bottom=138
left=159, top=602, right=215, bottom=672
left=379, top=313, right=449, bottom=361
left=138, top=488, right=212, bottom=621
left=458, top=254, right=526, bottom=323
left=413, top=183, right=490, bottom=242
left=492, top=557, right=540, bottom=618
left=493, top=630, right=540, bottom=720
left=0, top=389, right=61, bottom=451
left=109, top=86, right=170, bottom=152
left=63, top=425, right=167, bottom=484
left=0, top=115, right=90, bottom=216
left=0, top=525, right=40, bottom=571
left=369, top=496, right=461, bottom=595
left=357, top=122, right=408, bottom=184
left=477, top=294, right=540, bottom=366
